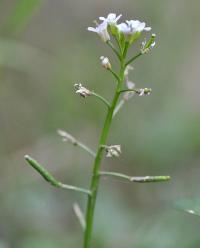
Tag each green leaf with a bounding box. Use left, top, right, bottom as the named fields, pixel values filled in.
left=3, top=0, right=45, bottom=34
left=175, top=198, right=200, bottom=217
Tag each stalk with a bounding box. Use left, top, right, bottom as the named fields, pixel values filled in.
left=83, top=57, right=125, bottom=248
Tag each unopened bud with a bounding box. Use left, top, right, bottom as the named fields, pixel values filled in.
left=141, top=33, right=156, bottom=54
left=100, top=56, right=111, bottom=70
left=138, top=88, right=152, bottom=96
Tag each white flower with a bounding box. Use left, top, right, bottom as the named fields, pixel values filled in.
left=126, top=20, right=151, bottom=32
left=100, top=56, right=111, bottom=70
left=74, top=83, right=91, bottom=98
left=117, top=20, right=151, bottom=36
left=117, top=22, right=131, bottom=34
left=99, top=13, right=122, bottom=25
left=104, top=145, right=122, bottom=158
left=88, top=21, right=110, bottom=42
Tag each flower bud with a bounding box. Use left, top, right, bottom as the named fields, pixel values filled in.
left=138, top=88, right=152, bottom=96
left=141, top=33, right=156, bottom=54
left=100, top=56, right=111, bottom=70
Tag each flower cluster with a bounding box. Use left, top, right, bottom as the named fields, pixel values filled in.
left=87, top=13, right=154, bottom=46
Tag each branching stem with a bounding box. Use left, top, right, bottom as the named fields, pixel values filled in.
left=125, top=52, right=142, bottom=67
left=108, top=68, right=120, bottom=83
left=83, top=53, right=125, bottom=248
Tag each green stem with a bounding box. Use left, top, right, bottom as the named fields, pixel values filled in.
left=106, top=40, right=121, bottom=60
left=91, top=91, right=111, bottom=109
left=57, top=129, right=96, bottom=157
left=125, top=52, right=142, bottom=67
left=99, top=171, right=171, bottom=183
left=119, top=88, right=152, bottom=95
left=77, top=141, right=96, bottom=157
left=108, top=68, right=120, bottom=83
left=83, top=57, right=125, bottom=248
left=123, top=41, right=129, bottom=58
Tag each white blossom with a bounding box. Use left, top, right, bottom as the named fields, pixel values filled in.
left=126, top=20, right=151, bottom=32
left=99, top=13, right=122, bottom=25
left=100, top=56, right=111, bottom=69
left=117, top=22, right=131, bottom=34
left=74, top=83, right=91, bottom=98
left=117, top=20, right=151, bottom=36
left=88, top=21, right=110, bottom=42
left=104, top=145, right=121, bottom=158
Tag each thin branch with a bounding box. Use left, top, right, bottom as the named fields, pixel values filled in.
left=24, top=155, right=91, bottom=195
left=119, top=88, right=139, bottom=94
left=114, top=35, right=123, bottom=55
left=125, top=52, right=142, bottom=67
left=119, top=88, right=152, bottom=95
left=106, top=40, right=121, bottom=60
left=77, top=141, right=96, bottom=157
left=57, top=130, right=96, bottom=157
left=108, top=68, right=120, bottom=83
left=99, top=171, right=171, bottom=183
left=123, top=41, right=129, bottom=59
left=91, top=91, right=111, bottom=108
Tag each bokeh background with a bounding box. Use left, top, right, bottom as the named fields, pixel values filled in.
left=0, top=0, right=200, bottom=247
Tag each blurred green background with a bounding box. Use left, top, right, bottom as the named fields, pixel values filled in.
left=0, top=0, right=200, bottom=247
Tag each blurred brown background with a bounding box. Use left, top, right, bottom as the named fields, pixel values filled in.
left=0, top=0, right=200, bottom=247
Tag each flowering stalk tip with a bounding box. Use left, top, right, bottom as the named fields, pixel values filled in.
left=141, top=33, right=156, bottom=54
left=138, top=88, right=152, bottom=96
